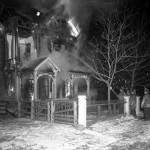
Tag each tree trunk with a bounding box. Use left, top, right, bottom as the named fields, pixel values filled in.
left=107, top=85, right=111, bottom=102
left=107, top=84, right=111, bottom=114
left=131, top=69, right=135, bottom=92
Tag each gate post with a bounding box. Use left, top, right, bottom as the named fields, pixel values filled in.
left=78, top=95, right=87, bottom=128
left=31, top=101, right=34, bottom=120
left=18, top=100, right=21, bottom=118
left=124, top=96, right=130, bottom=115
left=73, top=100, right=77, bottom=125
left=136, top=96, right=140, bottom=117
left=50, top=100, right=54, bottom=124
left=47, top=101, right=50, bottom=122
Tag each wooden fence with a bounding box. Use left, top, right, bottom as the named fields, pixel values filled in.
left=87, top=100, right=125, bottom=122
left=1, top=99, right=126, bottom=127
left=0, top=101, right=7, bottom=114
left=18, top=99, right=78, bottom=125
left=53, top=99, right=77, bottom=125
left=0, top=100, right=18, bottom=117
left=19, top=100, right=31, bottom=118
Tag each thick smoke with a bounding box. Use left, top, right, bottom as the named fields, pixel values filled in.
left=0, top=0, right=114, bottom=33
left=48, top=49, right=89, bottom=78
left=32, top=0, right=59, bottom=14
left=56, top=0, right=104, bottom=34
left=1, top=0, right=113, bottom=35
left=32, top=0, right=114, bottom=34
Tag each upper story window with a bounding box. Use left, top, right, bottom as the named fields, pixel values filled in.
left=24, top=43, right=31, bottom=60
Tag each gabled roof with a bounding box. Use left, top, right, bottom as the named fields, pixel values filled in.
left=21, top=57, right=60, bottom=72
left=26, top=57, right=47, bottom=70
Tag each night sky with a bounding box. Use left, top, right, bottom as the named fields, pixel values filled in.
left=88, top=0, right=150, bottom=39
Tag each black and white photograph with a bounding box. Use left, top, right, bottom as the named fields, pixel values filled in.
left=0, top=0, right=150, bottom=149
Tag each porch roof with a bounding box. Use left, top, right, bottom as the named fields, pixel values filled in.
left=27, top=57, right=46, bottom=70
left=68, top=70, right=90, bottom=75
left=21, top=57, right=60, bottom=72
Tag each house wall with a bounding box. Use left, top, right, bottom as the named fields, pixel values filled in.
left=19, top=36, right=37, bottom=65
left=39, top=36, right=50, bottom=58
left=21, top=74, right=34, bottom=100
left=0, top=34, right=7, bottom=99
left=6, top=35, right=37, bottom=65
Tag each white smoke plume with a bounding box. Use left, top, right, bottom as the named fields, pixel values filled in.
left=47, top=48, right=89, bottom=85
left=48, top=48, right=88, bottom=72
left=32, top=0, right=114, bottom=34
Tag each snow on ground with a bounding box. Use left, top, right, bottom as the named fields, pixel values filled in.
left=0, top=115, right=150, bottom=150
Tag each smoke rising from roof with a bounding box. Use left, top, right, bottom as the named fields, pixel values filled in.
left=33, top=0, right=113, bottom=35
left=56, top=0, right=103, bottom=34
left=48, top=48, right=88, bottom=72
left=48, top=48, right=89, bottom=85
left=0, top=0, right=114, bottom=35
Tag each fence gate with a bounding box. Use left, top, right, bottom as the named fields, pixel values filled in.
left=19, top=99, right=78, bottom=125
left=53, top=99, right=77, bottom=125
left=19, top=100, right=31, bottom=118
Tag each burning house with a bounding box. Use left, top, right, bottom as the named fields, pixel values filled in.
left=0, top=2, right=90, bottom=102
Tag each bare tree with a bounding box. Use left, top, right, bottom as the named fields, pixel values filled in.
left=113, top=16, right=150, bottom=93
left=115, top=43, right=150, bottom=93
left=74, top=8, right=146, bottom=103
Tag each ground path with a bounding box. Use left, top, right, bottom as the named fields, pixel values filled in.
left=0, top=115, right=150, bottom=150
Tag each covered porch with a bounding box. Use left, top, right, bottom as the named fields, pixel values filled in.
left=21, top=57, right=60, bottom=101
left=21, top=57, right=90, bottom=101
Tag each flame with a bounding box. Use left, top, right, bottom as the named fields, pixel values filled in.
left=30, top=92, right=34, bottom=101
left=67, top=19, right=80, bottom=37
left=10, top=86, right=14, bottom=92
left=36, top=12, right=40, bottom=16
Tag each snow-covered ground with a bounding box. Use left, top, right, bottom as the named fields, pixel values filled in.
left=0, top=115, right=150, bottom=150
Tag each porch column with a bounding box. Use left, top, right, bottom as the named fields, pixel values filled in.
left=54, top=78, right=57, bottom=98
left=74, top=81, right=78, bottom=98
left=15, top=73, right=20, bottom=101
left=70, top=78, right=74, bottom=98
left=86, top=78, right=90, bottom=99
left=48, top=77, right=52, bottom=98
left=34, top=71, right=37, bottom=100
left=48, top=77, right=51, bottom=98
left=53, top=73, right=57, bottom=99
left=60, top=84, right=63, bottom=98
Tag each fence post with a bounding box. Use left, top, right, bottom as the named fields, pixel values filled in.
left=73, top=100, right=77, bottom=125
left=50, top=100, right=54, bottom=124
left=124, top=96, right=130, bottom=115
left=18, top=100, right=21, bottom=118
left=97, top=105, right=101, bottom=118
left=31, top=101, right=34, bottom=120
left=47, top=101, right=50, bottom=122
left=136, top=96, right=140, bottom=117
left=78, top=95, right=86, bottom=128
left=113, top=103, right=116, bottom=114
